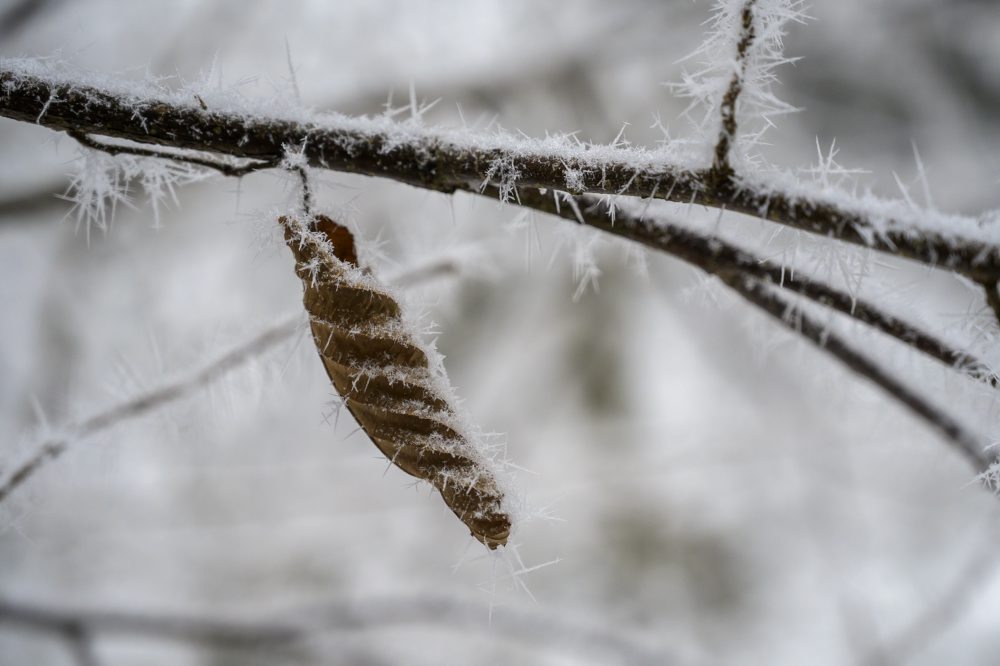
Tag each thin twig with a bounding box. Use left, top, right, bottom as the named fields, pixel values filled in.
left=73, top=131, right=316, bottom=219
left=712, top=0, right=757, bottom=181
left=68, top=131, right=282, bottom=178
left=0, top=596, right=300, bottom=648
left=294, top=166, right=313, bottom=216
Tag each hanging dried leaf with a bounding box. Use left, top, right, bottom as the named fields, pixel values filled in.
left=281, top=214, right=511, bottom=549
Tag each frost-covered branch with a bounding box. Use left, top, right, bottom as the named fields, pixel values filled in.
left=3, top=61, right=1000, bottom=280
left=0, top=594, right=676, bottom=664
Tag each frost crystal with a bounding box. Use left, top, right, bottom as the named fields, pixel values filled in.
left=564, top=166, right=585, bottom=193
left=64, top=145, right=212, bottom=237
left=482, top=155, right=522, bottom=203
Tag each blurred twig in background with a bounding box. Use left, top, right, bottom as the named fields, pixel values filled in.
left=0, top=593, right=682, bottom=666
left=0, top=315, right=302, bottom=505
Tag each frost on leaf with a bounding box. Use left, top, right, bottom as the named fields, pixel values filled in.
left=280, top=213, right=515, bottom=549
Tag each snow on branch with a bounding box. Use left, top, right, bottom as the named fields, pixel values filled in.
left=3, top=57, right=1000, bottom=280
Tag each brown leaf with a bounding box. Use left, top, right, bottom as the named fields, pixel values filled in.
left=281, top=214, right=511, bottom=549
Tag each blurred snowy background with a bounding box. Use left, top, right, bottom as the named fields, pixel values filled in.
left=2, top=0, right=1000, bottom=664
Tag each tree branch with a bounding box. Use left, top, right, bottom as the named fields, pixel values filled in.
left=3, top=64, right=1000, bottom=280
left=0, top=596, right=300, bottom=648
left=603, top=198, right=997, bottom=387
